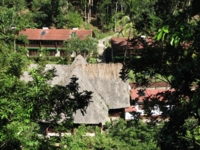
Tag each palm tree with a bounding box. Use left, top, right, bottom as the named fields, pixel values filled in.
left=114, top=0, right=157, bottom=37
left=116, top=15, right=134, bottom=38
left=84, top=36, right=98, bottom=61
left=63, top=35, right=98, bottom=62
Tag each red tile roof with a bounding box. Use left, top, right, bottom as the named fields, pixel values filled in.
left=125, top=106, right=137, bottom=112
left=111, top=37, right=156, bottom=50
left=111, top=37, right=133, bottom=50
left=75, top=30, right=93, bottom=40
left=130, top=89, right=170, bottom=103
left=19, top=29, right=93, bottom=41
left=111, top=37, right=191, bottom=52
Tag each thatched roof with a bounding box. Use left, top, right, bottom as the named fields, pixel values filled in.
left=83, top=63, right=129, bottom=109
left=21, top=55, right=130, bottom=124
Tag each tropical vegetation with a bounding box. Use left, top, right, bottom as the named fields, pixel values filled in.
left=121, top=0, right=200, bottom=149
left=0, top=0, right=200, bottom=149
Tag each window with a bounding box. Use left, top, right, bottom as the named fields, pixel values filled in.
left=57, top=41, right=63, bottom=45
left=49, top=50, right=56, bottom=56
left=41, top=30, right=46, bottom=35
left=29, top=50, right=38, bottom=56
left=60, top=50, right=68, bottom=56
left=29, top=40, right=39, bottom=45
left=41, top=40, right=54, bottom=45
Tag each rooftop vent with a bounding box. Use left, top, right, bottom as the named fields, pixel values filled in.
left=42, top=27, right=49, bottom=30
left=141, top=35, right=146, bottom=43
left=141, top=35, right=146, bottom=40
left=72, top=28, right=78, bottom=30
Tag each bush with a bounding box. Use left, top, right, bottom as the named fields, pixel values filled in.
left=93, top=27, right=114, bottom=39
left=59, top=119, right=161, bottom=150
left=107, top=119, right=161, bottom=150
left=84, top=23, right=91, bottom=30
left=66, top=11, right=83, bottom=29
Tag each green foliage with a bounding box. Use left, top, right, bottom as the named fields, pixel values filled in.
left=0, top=9, right=93, bottom=148
left=61, top=128, right=108, bottom=149
left=123, top=0, right=157, bottom=35
left=31, top=0, right=70, bottom=28
left=128, top=70, right=135, bottom=82
left=28, top=56, right=72, bottom=65
left=116, top=15, right=135, bottom=37
left=107, top=119, right=161, bottom=150
left=83, top=23, right=91, bottom=30
left=93, top=27, right=114, bottom=39
left=183, top=117, right=200, bottom=148
left=63, top=35, right=98, bottom=60
left=155, top=14, right=196, bottom=47
left=0, top=57, right=92, bottom=149
left=59, top=119, right=161, bottom=150
left=66, top=11, right=83, bottom=29
left=88, top=57, right=97, bottom=64
left=0, top=6, right=33, bottom=43
left=121, top=1, right=200, bottom=149
left=97, top=0, right=112, bottom=30
left=3, top=1, right=200, bottom=149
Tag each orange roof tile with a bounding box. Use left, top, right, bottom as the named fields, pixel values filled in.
left=111, top=37, right=156, bottom=50
left=19, top=29, right=93, bottom=41
left=111, top=37, right=132, bottom=49
left=130, top=89, right=170, bottom=103
left=75, top=30, right=93, bottom=40
left=125, top=106, right=137, bottom=112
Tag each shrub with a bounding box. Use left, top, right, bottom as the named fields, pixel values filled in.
left=84, top=23, right=91, bottom=30
left=66, top=11, right=83, bottom=29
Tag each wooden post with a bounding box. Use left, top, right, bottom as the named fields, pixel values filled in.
left=71, top=128, right=75, bottom=135
left=98, top=123, right=103, bottom=134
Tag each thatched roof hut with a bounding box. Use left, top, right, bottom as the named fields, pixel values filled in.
left=21, top=55, right=130, bottom=125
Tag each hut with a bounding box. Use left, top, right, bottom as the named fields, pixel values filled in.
left=21, top=55, right=130, bottom=134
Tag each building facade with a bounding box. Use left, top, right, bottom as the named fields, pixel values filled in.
left=18, top=28, right=93, bottom=56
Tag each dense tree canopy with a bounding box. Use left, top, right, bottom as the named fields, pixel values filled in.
left=121, top=0, right=200, bottom=149
left=63, top=35, right=98, bottom=61
left=0, top=2, right=92, bottom=149
left=0, top=44, right=92, bottom=149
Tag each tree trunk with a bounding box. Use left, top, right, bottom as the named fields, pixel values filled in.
left=85, top=4, right=87, bottom=24
left=121, top=3, right=123, bottom=13
left=88, top=0, right=92, bottom=23
left=114, top=2, right=118, bottom=32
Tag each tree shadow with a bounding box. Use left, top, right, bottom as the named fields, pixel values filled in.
left=1, top=66, right=93, bottom=149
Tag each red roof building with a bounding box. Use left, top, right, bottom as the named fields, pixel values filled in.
left=18, top=28, right=93, bottom=56
left=110, top=36, right=156, bottom=62
left=125, top=82, right=172, bottom=120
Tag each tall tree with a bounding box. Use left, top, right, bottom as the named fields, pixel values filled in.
left=0, top=3, right=34, bottom=53
left=63, top=35, right=98, bottom=59
left=115, top=15, right=134, bottom=37
left=0, top=3, right=92, bottom=149
left=31, top=0, right=70, bottom=28
left=0, top=41, right=92, bottom=149
left=97, top=0, right=115, bottom=31
left=112, top=0, right=157, bottom=36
